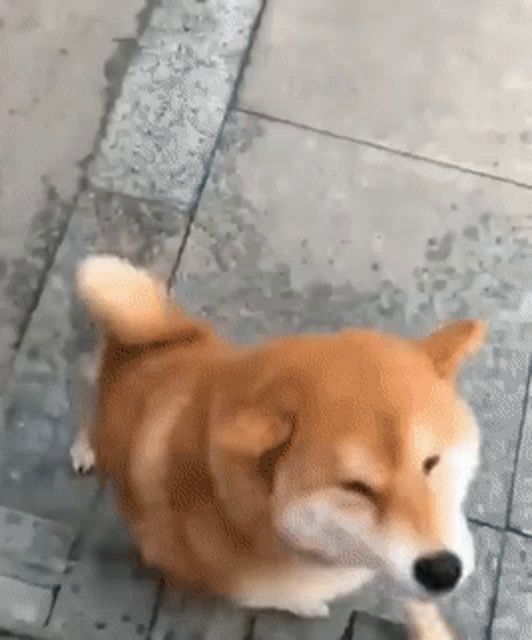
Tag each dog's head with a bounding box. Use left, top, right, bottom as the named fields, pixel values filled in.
left=209, top=320, right=485, bottom=600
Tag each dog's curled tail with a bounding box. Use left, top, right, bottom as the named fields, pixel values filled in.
left=77, top=255, right=202, bottom=345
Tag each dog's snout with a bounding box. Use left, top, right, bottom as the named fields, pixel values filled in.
left=413, top=552, right=462, bottom=593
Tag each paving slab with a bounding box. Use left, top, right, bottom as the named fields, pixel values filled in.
left=491, top=532, right=532, bottom=640
left=0, top=190, right=188, bottom=524
left=174, top=110, right=532, bottom=528
left=239, top=0, right=532, bottom=183
left=0, top=575, right=54, bottom=630
left=0, top=506, right=75, bottom=587
left=90, top=0, right=263, bottom=205
left=0, top=0, right=145, bottom=386
left=48, top=492, right=158, bottom=640
left=351, top=613, right=408, bottom=640
left=151, top=591, right=252, bottom=640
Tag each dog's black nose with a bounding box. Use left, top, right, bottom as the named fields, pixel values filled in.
left=413, top=552, right=462, bottom=593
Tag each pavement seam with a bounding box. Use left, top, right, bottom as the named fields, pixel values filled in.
left=484, top=531, right=508, bottom=640
left=243, top=616, right=256, bottom=640
left=43, top=586, right=60, bottom=629
left=146, top=580, right=164, bottom=640
left=10, top=190, right=77, bottom=360
left=339, top=610, right=358, bottom=640
left=468, top=516, right=532, bottom=541
left=236, top=107, right=532, bottom=192
left=504, top=354, right=532, bottom=529
left=167, top=0, right=270, bottom=286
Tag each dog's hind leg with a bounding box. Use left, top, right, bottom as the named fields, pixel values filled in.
left=70, top=348, right=100, bottom=474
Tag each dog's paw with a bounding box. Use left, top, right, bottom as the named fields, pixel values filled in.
left=235, top=593, right=330, bottom=619
left=70, top=439, right=96, bottom=474
left=286, top=600, right=330, bottom=618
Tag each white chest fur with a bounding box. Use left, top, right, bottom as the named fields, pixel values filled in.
left=232, top=561, right=375, bottom=617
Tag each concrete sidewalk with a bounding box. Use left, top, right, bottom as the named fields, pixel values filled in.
left=1, top=0, right=532, bottom=638
left=0, top=0, right=147, bottom=389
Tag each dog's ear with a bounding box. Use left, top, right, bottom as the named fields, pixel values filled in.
left=212, top=406, right=293, bottom=460
left=418, top=320, right=486, bottom=379
left=208, top=379, right=298, bottom=536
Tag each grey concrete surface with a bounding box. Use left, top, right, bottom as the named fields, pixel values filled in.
left=0, top=0, right=145, bottom=385
left=2, top=0, right=532, bottom=638
left=0, top=506, right=75, bottom=587
left=0, top=576, right=53, bottom=629
left=90, top=0, right=263, bottom=205
left=48, top=492, right=158, bottom=640
left=351, top=613, right=408, bottom=640
left=151, top=592, right=252, bottom=640
left=178, top=111, right=532, bottom=350
left=491, top=533, right=532, bottom=640
left=0, top=190, right=189, bottom=523
left=239, top=0, right=532, bottom=183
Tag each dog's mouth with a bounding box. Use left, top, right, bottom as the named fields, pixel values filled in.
left=273, top=516, right=383, bottom=571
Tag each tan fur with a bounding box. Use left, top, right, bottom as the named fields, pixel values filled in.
left=73, top=255, right=486, bottom=638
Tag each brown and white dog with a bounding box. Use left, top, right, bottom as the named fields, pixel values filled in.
left=71, top=255, right=485, bottom=639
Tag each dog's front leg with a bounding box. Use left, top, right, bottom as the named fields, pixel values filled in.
left=234, top=588, right=330, bottom=618
left=70, top=348, right=100, bottom=474
left=405, top=601, right=460, bottom=640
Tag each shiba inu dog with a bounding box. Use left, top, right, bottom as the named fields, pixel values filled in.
left=71, top=255, right=484, bottom=639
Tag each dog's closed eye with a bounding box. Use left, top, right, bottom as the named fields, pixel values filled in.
left=423, top=455, right=440, bottom=475
left=340, top=480, right=377, bottom=501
